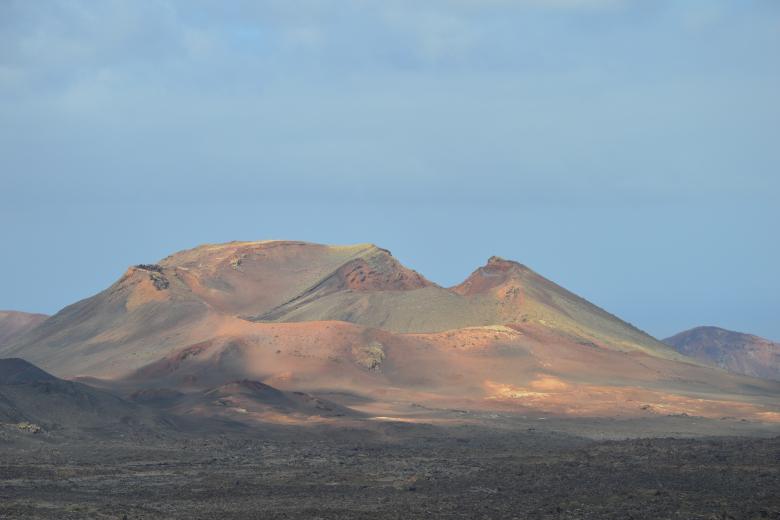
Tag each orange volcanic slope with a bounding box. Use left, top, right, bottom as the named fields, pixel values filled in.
left=2, top=240, right=678, bottom=374
left=0, top=311, right=48, bottom=347
left=2, top=240, right=779, bottom=422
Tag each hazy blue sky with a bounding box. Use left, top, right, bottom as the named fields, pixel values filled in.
left=1, top=0, right=778, bottom=340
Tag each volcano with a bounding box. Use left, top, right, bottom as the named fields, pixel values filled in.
left=2, top=240, right=779, bottom=423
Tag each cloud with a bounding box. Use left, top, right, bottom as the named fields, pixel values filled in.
left=0, top=0, right=778, bottom=208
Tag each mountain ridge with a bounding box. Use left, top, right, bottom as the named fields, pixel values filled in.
left=2, top=240, right=778, bottom=423
left=0, top=311, right=48, bottom=347
left=0, top=240, right=689, bottom=375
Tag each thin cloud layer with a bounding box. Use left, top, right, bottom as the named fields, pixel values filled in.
left=1, top=0, right=777, bottom=206
left=0, top=0, right=778, bottom=339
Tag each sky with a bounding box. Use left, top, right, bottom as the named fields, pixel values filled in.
left=1, top=0, right=778, bottom=340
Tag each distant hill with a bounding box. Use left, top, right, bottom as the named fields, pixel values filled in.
left=0, top=311, right=47, bottom=347
left=664, top=326, right=780, bottom=381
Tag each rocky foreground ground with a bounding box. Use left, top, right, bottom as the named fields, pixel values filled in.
left=1, top=417, right=779, bottom=520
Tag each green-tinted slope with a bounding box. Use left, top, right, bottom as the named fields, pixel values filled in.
left=252, top=255, right=683, bottom=360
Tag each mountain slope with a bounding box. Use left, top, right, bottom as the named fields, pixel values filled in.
left=163, top=379, right=361, bottom=424
left=0, top=358, right=162, bottom=433
left=0, top=357, right=56, bottom=384
left=252, top=255, right=680, bottom=360
left=108, top=320, right=780, bottom=421
left=664, top=326, right=780, bottom=381
left=0, top=311, right=48, bottom=347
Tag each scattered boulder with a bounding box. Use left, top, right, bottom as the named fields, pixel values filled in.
left=353, top=341, right=385, bottom=370
left=230, top=255, right=244, bottom=270
left=16, top=421, right=42, bottom=434
left=134, top=264, right=163, bottom=273
left=150, top=272, right=170, bottom=290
